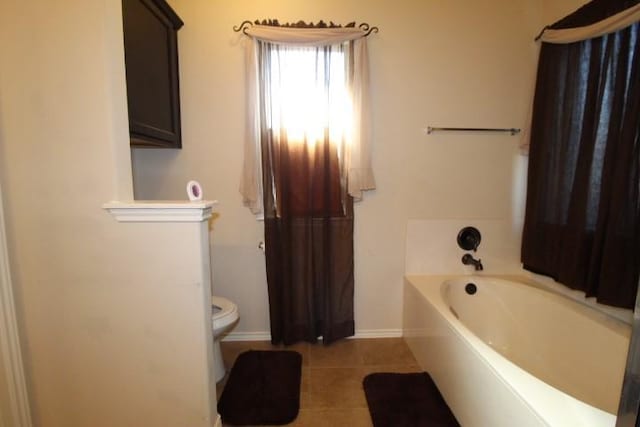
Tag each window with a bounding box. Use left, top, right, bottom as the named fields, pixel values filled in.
left=240, top=26, right=376, bottom=216
left=259, top=43, right=352, bottom=217
left=236, top=23, right=377, bottom=344
left=266, top=45, right=352, bottom=147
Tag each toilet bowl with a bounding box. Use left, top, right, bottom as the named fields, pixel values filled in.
left=211, top=296, right=239, bottom=382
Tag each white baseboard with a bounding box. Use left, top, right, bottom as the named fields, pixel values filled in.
left=223, top=328, right=403, bottom=342
left=353, top=329, right=403, bottom=339
left=213, top=414, right=222, bottom=427
left=222, top=331, right=271, bottom=342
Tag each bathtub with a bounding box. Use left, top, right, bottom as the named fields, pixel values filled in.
left=403, top=275, right=631, bottom=427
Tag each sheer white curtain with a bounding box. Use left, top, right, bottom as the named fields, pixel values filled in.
left=239, top=26, right=375, bottom=215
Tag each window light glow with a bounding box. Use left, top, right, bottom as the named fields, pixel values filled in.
left=267, top=45, right=353, bottom=148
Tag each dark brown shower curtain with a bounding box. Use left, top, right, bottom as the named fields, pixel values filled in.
left=522, top=1, right=640, bottom=308
left=262, top=133, right=355, bottom=345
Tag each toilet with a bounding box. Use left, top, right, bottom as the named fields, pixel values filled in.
left=211, top=296, right=239, bottom=382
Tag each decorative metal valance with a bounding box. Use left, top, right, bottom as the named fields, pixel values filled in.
left=233, top=19, right=379, bottom=37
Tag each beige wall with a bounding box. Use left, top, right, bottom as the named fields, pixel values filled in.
left=0, top=1, right=215, bottom=426
left=130, top=0, right=542, bottom=335
left=133, top=0, right=551, bottom=336
left=543, top=0, right=586, bottom=24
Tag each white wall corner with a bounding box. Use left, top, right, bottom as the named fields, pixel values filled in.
left=0, top=185, right=32, bottom=427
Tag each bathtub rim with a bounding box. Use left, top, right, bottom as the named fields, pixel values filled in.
left=404, top=274, right=619, bottom=427
left=442, top=275, right=630, bottom=339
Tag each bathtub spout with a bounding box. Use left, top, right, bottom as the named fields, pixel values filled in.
left=462, top=254, right=483, bottom=271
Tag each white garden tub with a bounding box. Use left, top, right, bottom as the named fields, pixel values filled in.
left=403, top=275, right=631, bottom=427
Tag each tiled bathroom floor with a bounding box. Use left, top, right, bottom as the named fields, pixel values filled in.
left=217, top=337, right=421, bottom=427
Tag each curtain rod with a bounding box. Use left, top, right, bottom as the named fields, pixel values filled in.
left=427, top=127, right=521, bottom=136
left=233, top=20, right=379, bottom=37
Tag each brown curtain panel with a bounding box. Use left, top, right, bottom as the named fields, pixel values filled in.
left=259, top=42, right=355, bottom=345
left=522, top=9, right=640, bottom=308
left=262, top=137, right=355, bottom=345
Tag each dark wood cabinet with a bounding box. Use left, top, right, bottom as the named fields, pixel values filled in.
left=122, top=0, right=183, bottom=148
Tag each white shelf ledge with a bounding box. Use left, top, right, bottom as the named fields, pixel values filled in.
left=103, top=200, right=218, bottom=222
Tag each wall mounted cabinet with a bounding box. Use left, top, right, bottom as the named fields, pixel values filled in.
left=122, top=0, right=183, bottom=148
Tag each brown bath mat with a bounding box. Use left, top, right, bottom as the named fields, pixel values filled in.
left=217, top=350, right=302, bottom=425
left=363, top=372, right=460, bottom=427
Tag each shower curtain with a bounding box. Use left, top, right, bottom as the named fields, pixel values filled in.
left=523, top=0, right=640, bottom=308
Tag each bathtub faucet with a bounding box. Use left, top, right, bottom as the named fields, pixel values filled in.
left=462, top=254, right=483, bottom=271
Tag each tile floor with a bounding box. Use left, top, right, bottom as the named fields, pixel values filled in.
left=217, top=337, right=421, bottom=427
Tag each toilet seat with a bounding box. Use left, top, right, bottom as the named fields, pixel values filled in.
left=211, top=296, right=238, bottom=331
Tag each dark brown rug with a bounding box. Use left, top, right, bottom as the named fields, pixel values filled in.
left=363, top=372, right=460, bottom=427
left=217, top=350, right=302, bottom=425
